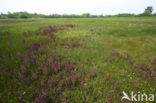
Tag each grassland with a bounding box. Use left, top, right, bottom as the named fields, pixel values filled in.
left=0, top=17, right=156, bottom=103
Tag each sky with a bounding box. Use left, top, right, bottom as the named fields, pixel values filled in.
left=0, top=0, right=156, bottom=15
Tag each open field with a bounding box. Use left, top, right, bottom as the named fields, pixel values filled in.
left=0, top=17, right=156, bottom=103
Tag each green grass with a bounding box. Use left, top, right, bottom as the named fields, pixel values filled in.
left=0, top=17, right=156, bottom=103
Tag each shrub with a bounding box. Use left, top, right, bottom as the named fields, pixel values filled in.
left=20, top=14, right=29, bottom=18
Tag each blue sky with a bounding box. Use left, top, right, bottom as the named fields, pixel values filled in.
left=0, top=0, right=156, bottom=15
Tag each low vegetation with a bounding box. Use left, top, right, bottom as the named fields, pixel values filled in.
left=0, top=17, right=156, bottom=103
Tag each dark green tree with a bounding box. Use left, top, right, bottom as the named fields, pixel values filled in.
left=7, top=11, right=16, bottom=18
left=144, top=6, right=153, bottom=15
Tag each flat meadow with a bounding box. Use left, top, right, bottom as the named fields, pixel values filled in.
left=0, top=17, right=156, bottom=103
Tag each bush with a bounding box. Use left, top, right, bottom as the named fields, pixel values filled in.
left=20, top=14, right=28, bottom=18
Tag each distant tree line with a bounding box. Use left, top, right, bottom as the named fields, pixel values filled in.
left=0, top=6, right=155, bottom=19
left=0, top=12, right=45, bottom=19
